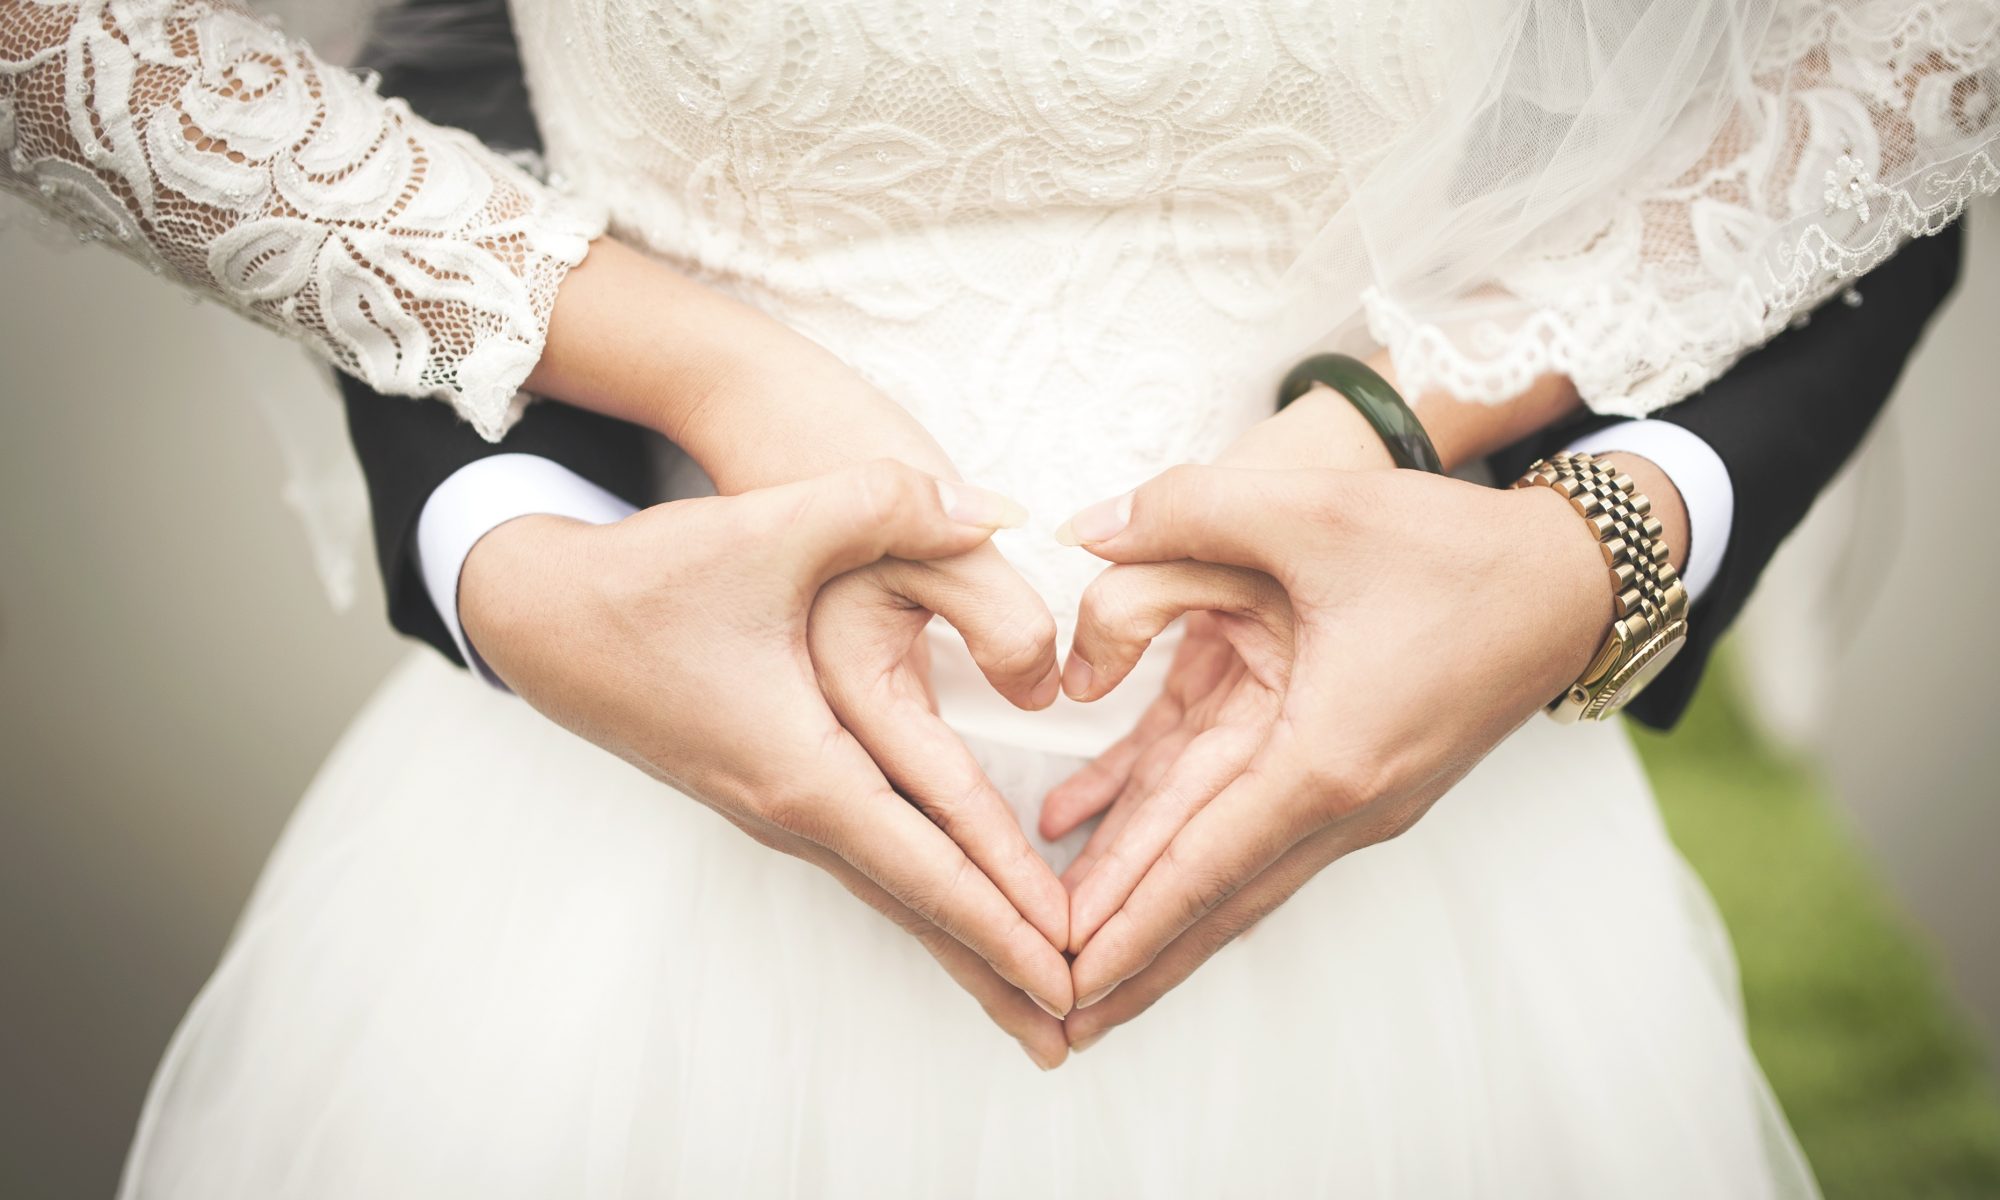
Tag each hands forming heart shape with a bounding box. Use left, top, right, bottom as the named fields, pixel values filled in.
left=466, top=444, right=1621, bottom=1072
left=797, top=457, right=1620, bottom=1069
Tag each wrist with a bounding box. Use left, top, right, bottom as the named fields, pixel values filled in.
left=457, top=513, right=602, bottom=682
left=532, top=240, right=959, bottom=491
left=1365, top=350, right=1581, bottom=472
left=1507, top=453, right=1693, bottom=720
left=1568, top=452, right=1690, bottom=575
left=1215, top=386, right=1397, bottom=471
left=1508, top=485, right=1620, bottom=695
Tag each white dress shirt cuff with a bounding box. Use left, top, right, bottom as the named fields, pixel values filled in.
left=1557, top=420, right=1733, bottom=604
left=415, top=454, right=640, bottom=689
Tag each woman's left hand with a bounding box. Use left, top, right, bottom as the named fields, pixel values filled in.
left=1045, top=462, right=1623, bottom=1051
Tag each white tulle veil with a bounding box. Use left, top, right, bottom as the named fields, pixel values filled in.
left=1261, top=0, right=2000, bottom=415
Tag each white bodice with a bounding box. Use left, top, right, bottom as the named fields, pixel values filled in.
left=511, top=0, right=1447, bottom=635
left=8, top=1, right=1998, bottom=745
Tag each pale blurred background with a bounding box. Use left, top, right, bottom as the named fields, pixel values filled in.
left=3, top=195, right=1998, bottom=1195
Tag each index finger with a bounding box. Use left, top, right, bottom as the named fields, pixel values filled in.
left=1065, top=823, right=1343, bottom=1053
left=843, top=688, right=1071, bottom=952
left=801, top=734, right=1077, bottom=1017
left=1067, top=739, right=1320, bottom=1007
left=772, top=827, right=1069, bottom=1069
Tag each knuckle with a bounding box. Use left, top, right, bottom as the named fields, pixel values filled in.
left=910, top=787, right=968, bottom=838
left=1193, top=907, right=1252, bottom=961
left=1366, top=799, right=1429, bottom=846
left=1301, top=751, right=1386, bottom=822
left=898, top=907, right=952, bottom=948
left=983, top=609, right=1057, bottom=678
left=1149, top=463, right=1207, bottom=531
left=904, top=852, right=974, bottom=928
left=1078, top=568, right=1145, bottom=637
left=848, top=458, right=924, bottom=529
left=738, top=822, right=790, bottom=853
left=753, top=785, right=822, bottom=839
left=1159, top=840, right=1235, bottom=925
left=1155, top=462, right=1207, bottom=498
left=728, top=492, right=796, bottom=554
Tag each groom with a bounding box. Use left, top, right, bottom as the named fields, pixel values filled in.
left=340, top=3, right=1965, bottom=1047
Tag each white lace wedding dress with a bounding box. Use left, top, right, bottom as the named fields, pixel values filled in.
left=10, top=0, right=2000, bottom=1195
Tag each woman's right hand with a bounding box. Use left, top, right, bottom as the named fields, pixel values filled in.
left=528, top=239, right=965, bottom=495
left=458, top=460, right=1075, bottom=1067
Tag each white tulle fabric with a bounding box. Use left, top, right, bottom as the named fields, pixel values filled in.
left=1320, top=0, right=2000, bottom=415
left=0, top=0, right=605, bottom=440
left=122, top=655, right=1817, bottom=1198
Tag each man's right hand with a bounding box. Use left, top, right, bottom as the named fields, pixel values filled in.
left=457, top=460, right=1074, bottom=1067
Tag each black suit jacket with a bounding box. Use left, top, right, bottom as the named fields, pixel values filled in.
left=1502, top=228, right=1963, bottom=727
left=343, top=5, right=1965, bottom=731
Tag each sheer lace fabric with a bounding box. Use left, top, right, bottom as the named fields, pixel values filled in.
left=516, top=0, right=2000, bottom=438
left=513, top=0, right=1460, bottom=619
left=1324, top=0, right=2000, bottom=414
left=0, top=0, right=605, bottom=440
left=507, top=0, right=2000, bottom=627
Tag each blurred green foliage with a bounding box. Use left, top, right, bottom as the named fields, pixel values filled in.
left=1634, top=664, right=2000, bottom=1197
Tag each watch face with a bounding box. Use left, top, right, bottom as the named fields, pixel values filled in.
left=1603, top=629, right=1688, bottom=714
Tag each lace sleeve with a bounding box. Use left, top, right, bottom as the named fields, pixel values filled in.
left=1349, top=1, right=2000, bottom=418
left=0, top=0, right=606, bottom=440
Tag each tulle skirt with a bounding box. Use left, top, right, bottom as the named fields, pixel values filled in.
left=120, top=652, right=1817, bottom=1198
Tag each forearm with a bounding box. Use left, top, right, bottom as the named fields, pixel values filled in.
left=0, top=0, right=599, bottom=441
left=528, top=239, right=955, bottom=492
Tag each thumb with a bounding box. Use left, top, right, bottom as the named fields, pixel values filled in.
left=753, top=459, right=1027, bottom=587
left=876, top=546, right=1062, bottom=711
left=1054, top=465, right=1325, bottom=576
left=1065, top=561, right=1286, bottom=702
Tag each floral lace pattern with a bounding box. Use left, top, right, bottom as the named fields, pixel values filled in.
left=1364, top=0, right=2000, bottom=416
left=0, top=0, right=606, bottom=439
left=514, top=0, right=1450, bottom=616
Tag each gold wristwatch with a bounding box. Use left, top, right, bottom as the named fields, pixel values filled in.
left=1514, top=453, right=1690, bottom=723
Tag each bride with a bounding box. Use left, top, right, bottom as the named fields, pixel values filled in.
left=6, top=0, right=1996, bottom=1193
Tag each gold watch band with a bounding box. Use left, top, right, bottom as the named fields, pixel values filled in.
left=1515, top=453, right=1691, bottom=721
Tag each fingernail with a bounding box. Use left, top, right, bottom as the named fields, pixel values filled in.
left=1053, top=492, right=1133, bottom=546
left=936, top=479, right=1029, bottom=530
left=1021, top=1042, right=1063, bottom=1071
left=1070, top=1030, right=1107, bottom=1054
left=1075, top=984, right=1116, bottom=1010
left=1061, top=654, right=1096, bottom=700
left=1031, top=993, right=1069, bottom=1020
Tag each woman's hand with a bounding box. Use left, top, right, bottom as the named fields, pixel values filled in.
left=460, top=461, right=1075, bottom=1065
left=527, top=239, right=957, bottom=493
left=1047, top=464, right=1624, bottom=1051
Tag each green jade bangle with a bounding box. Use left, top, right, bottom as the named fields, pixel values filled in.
left=1276, top=353, right=1444, bottom=475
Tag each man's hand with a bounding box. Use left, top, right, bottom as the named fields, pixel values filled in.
left=1040, top=589, right=1291, bottom=953
left=808, top=545, right=1071, bottom=956
left=1047, top=464, right=1622, bottom=1051
left=459, top=461, right=1075, bottom=1065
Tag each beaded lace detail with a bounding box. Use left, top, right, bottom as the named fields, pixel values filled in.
left=0, top=0, right=606, bottom=439
left=1362, top=1, right=2000, bottom=414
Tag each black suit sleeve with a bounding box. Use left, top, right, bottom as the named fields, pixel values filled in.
left=1503, top=220, right=1965, bottom=730
left=341, top=1, right=650, bottom=667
